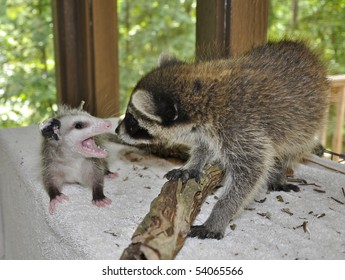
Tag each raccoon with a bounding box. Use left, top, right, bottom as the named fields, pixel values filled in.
left=115, top=40, right=329, bottom=239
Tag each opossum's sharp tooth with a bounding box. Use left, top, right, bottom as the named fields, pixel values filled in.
left=81, top=138, right=108, bottom=158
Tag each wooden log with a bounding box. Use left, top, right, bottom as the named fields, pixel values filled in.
left=120, top=165, right=224, bottom=260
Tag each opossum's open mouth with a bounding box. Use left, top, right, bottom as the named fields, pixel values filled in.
left=81, top=137, right=108, bottom=158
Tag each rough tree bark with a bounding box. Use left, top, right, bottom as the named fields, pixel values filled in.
left=120, top=165, right=224, bottom=260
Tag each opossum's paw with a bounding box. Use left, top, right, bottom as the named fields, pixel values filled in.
left=49, top=194, right=69, bottom=215
left=104, top=170, right=119, bottom=179
left=268, top=183, right=300, bottom=192
left=92, top=197, right=112, bottom=207
left=188, top=225, right=224, bottom=240
left=164, top=168, right=201, bottom=184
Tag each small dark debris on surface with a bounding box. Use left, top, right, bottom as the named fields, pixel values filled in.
left=281, top=208, right=293, bottom=216
left=276, top=195, right=284, bottom=202
left=313, top=189, right=326, bottom=193
left=132, top=165, right=138, bottom=171
left=230, top=224, right=237, bottom=231
left=330, top=197, right=344, bottom=205
left=144, top=186, right=151, bottom=190
left=302, top=221, right=308, bottom=233
left=308, top=211, right=326, bottom=218
left=294, top=221, right=309, bottom=236
left=244, top=207, right=256, bottom=211
left=124, top=151, right=143, bottom=162
left=104, top=230, right=117, bottom=237
left=288, top=177, right=307, bottom=185
left=255, top=197, right=267, bottom=203
left=299, top=181, right=323, bottom=188
left=342, top=187, right=345, bottom=198
left=257, top=212, right=271, bottom=219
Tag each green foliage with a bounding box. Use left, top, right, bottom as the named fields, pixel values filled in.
left=269, top=0, right=345, bottom=152
left=0, top=0, right=56, bottom=128
left=269, top=0, right=345, bottom=74
left=118, top=0, right=196, bottom=112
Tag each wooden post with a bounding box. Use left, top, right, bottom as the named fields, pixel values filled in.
left=196, top=0, right=269, bottom=60
left=332, top=87, right=345, bottom=159
left=51, top=0, right=119, bottom=118
left=196, top=0, right=226, bottom=60
left=226, top=0, right=269, bottom=56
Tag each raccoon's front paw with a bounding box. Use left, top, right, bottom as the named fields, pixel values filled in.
left=164, top=168, right=201, bottom=184
left=188, top=225, right=224, bottom=240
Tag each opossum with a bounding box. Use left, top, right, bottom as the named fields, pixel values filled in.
left=40, top=104, right=117, bottom=214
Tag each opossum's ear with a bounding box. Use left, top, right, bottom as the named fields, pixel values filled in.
left=158, top=53, right=183, bottom=67
left=40, top=118, right=61, bottom=141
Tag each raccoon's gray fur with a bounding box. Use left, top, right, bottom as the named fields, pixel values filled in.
left=116, top=40, right=329, bottom=239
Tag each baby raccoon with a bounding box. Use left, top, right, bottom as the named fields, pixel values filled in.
left=116, top=40, right=329, bottom=239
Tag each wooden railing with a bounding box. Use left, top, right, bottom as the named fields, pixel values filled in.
left=321, top=75, right=345, bottom=160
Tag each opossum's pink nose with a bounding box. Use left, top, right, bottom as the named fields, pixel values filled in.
left=104, top=120, right=112, bottom=129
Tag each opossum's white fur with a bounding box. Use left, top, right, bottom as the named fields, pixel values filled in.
left=40, top=105, right=114, bottom=214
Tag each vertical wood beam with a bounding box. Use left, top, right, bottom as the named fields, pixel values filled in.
left=196, top=0, right=269, bottom=60
left=196, top=0, right=225, bottom=60
left=332, top=87, right=345, bottom=158
left=92, top=0, right=119, bottom=117
left=52, top=0, right=119, bottom=117
left=227, top=0, right=269, bottom=56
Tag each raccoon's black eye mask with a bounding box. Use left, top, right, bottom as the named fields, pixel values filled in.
left=124, top=112, right=152, bottom=140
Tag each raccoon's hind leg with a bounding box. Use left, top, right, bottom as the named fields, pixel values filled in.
left=267, top=158, right=300, bottom=192
left=189, top=145, right=274, bottom=239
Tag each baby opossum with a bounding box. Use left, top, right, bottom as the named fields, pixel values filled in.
left=40, top=104, right=117, bottom=214
left=115, top=40, right=330, bottom=239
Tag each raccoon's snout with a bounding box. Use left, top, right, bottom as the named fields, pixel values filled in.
left=117, top=112, right=153, bottom=141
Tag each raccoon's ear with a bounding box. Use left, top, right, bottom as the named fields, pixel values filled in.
left=131, top=90, right=162, bottom=123
left=158, top=53, right=182, bottom=67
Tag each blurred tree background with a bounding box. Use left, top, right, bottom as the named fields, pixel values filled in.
left=0, top=0, right=344, bottom=133
left=0, top=0, right=55, bottom=127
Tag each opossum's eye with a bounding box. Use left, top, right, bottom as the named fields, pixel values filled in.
left=74, top=121, right=86, bottom=129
